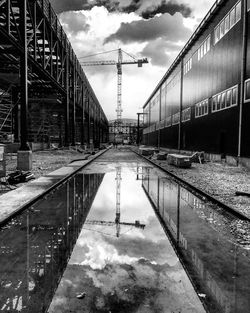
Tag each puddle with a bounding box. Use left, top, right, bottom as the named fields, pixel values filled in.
left=0, top=158, right=250, bottom=313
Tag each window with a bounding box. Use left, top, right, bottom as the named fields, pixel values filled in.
left=230, top=8, right=236, bottom=28
left=212, top=97, right=217, bottom=111
left=215, top=1, right=241, bottom=45
left=245, top=79, right=250, bottom=102
left=197, top=35, right=211, bottom=61
left=225, top=15, right=230, bottom=33
left=182, top=107, right=191, bottom=122
left=184, top=57, right=192, bottom=75
left=172, top=112, right=180, bottom=125
left=232, top=87, right=237, bottom=105
left=215, top=26, right=220, bottom=44
left=226, top=89, right=232, bottom=107
left=195, top=99, right=209, bottom=118
left=212, top=85, right=238, bottom=112
left=221, top=92, right=226, bottom=109
left=235, top=2, right=241, bottom=23
left=165, top=116, right=172, bottom=127
left=220, top=20, right=225, bottom=38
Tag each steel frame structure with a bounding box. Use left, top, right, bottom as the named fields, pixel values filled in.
left=0, top=0, right=108, bottom=149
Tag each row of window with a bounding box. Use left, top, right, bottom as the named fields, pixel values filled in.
left=212, top=85, right=237, bottom=112
left=144, top=85, right=239, bottom=130
left=184, top=57, right=192, bottom=75
left=195, top=99, right=209, bottom=118
left=214, top=1, right=241, bottom=44
left=197, top=36, right=211, bottom=61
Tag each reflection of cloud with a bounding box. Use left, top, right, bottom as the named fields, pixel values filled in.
left=70, top=231, right=139, bottom=269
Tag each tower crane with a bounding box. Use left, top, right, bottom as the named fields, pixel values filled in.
left=85, top=167, right=145, bottom=237
left=80, top=49, right=148, bottom=133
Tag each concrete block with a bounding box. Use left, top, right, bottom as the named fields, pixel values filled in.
left=226, top=155, right=238, bottom=166
left=167, top=154, right=191, bottom=168
left=17, top=150, right=32, bottom=171
left=139, top=148, right=155, bottom=156
left=156, top=152, right=167, bottom=160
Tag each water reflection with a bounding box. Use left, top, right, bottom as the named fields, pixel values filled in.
left=0, top=173, right=104, bottom=313
left=49, top=166, right=205, bottom=313
left=142, top=168, right=250, bottom=313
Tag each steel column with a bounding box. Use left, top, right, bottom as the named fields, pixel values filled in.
left=178, top=59, right=184, bottom=151
left=19, top=0, right=30, bottom=151
left=237, top=0, right=248, bottom=159
left=72, top=58, right=76, bottom=146
left=64, top=54, right=70, bottom=146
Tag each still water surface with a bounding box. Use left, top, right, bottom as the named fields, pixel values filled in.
left=0, top=161, right=250, bottom=313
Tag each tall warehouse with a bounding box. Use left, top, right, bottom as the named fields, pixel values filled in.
left=143, top=0, right=250, bottom=165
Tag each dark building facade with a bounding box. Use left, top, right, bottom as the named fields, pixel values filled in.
left=143, top=0, right=250, bottom=162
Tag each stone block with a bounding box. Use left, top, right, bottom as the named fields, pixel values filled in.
left=17, top=150, right=32, bottom=171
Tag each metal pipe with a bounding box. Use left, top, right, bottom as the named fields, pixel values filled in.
left=237, top=0, right=247, bottom=160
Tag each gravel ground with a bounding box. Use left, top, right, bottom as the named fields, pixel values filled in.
left=135, top=148, right=250, bottom=218
left=2, top=146, right=250, bottom=219
left=0, top=148, right=88, bottom=194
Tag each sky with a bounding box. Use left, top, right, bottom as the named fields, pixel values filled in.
left=50, top=0, right=215, bottom=121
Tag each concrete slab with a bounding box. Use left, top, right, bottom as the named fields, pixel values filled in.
left=0, top=149, right=108, bottom=225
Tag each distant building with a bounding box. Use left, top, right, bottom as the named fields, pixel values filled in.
left=109, top=118, right=138, bottom=144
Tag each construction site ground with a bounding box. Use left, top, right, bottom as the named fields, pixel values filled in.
left=1, top=145, right=250, bottom=220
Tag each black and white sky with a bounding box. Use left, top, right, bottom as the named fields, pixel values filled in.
left=51, top=0, right=215, bottom=119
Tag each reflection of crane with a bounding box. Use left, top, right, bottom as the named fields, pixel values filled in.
left=80, top=49, right=148, bottom=132
left=85, top=167, right=145, bottom=237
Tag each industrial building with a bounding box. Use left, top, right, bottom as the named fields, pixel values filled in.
left=143, top=0, right=250, bottom=165
left=0, top=0, right=109, bottom=168
left=109, top=118, right=138, bottom=144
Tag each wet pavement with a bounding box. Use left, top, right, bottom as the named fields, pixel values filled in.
left=1, top=148, right=250, bottom=312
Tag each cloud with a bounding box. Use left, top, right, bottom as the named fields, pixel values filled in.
left=50, top=0, right=87, bottom=13
left=51, top=0, right=192, bottom=20
left=141, top=0, right=192, bottom=19
left=105, top=12, right=192, bottom=44
left=141, top=38, right=181, bottom=66
left=59, top=11, right=90, bottom=34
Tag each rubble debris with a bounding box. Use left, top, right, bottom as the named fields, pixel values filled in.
left=235, top=191, right=250, bottom=197
left=167, top=154, right=192, bottom=168
left=76, top=292, right=86, bottom=299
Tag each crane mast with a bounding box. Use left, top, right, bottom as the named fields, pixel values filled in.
left=116, top=49, right=123, bottom=124
left=80, top=49, right=148, bottom=133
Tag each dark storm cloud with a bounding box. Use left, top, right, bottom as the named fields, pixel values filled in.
left=50, top=0, right=87, bottom=14
left=121, top=0, right=141, bottom=13
left=51, top=0, right=192, bottom=19
left=141, top=0, right=192, bottom=19
left=104, top=13, right=192, bottom=44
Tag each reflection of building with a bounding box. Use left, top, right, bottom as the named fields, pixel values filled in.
left=142, top=168, right=250, bottom=313
left=109, top=118, right=138, bottom=144
left=0, top=173, right=104, bottom=312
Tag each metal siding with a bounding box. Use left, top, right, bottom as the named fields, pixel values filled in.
left=143, top=0, right=248, bottom=157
